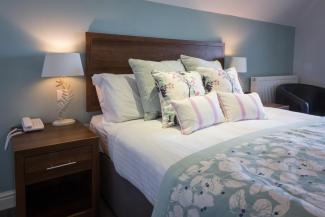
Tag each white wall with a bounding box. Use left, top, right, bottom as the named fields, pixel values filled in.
left=294, top=0, right=325, bottom=87
left=147, top=0, right=312, bottom=26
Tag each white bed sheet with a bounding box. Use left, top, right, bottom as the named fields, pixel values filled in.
left=91, top=108, right=320, bottom=205
left=90, top=114, right=111, bottom=157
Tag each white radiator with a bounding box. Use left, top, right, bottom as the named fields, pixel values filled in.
left=251, top=75, right=298, bottom=103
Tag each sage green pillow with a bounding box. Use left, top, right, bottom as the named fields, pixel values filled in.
left=180, top=54, right=223, bottom=71
left=128, top=59, right=185, bottom=120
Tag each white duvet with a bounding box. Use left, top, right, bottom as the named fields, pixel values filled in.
left=90, top=108, right=320, bottom=205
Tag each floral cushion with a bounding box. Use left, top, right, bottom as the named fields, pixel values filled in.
left=196, top=67, right=244, bottom=94
left=152, top=70, right=205, bottom=128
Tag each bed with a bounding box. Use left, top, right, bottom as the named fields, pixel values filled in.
left=85, top=32, right=325, bottom=217
left=86, top=32, right=225, bottom=217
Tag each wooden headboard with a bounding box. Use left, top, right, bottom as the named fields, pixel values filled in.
left=86, top=32, right=225, bottom=112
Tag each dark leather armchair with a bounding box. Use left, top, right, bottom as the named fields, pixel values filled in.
left=275, top=83, right=325, bottom=116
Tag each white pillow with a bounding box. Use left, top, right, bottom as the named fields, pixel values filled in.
left=92, top=73, right=144, bottom=123
left=217, top=92, right=267, bottom=122
left=151, top=70, right=205, bottom=128
left=171, top=92, right=225, bottom=134
left=196, top=67, right=244, bottom=94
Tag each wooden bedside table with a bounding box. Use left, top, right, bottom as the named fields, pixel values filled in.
left=264, top=103, right=290, bottom=110
left=12, top=122, right=99, bottom=217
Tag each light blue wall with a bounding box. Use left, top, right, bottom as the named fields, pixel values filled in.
left=0, top=0, right=295, bottom=192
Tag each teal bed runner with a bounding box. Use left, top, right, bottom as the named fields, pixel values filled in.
left=152, top=120, right=325, bottom=217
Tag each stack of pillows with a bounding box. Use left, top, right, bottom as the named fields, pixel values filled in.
left=92, top=55, right=267, bottom=135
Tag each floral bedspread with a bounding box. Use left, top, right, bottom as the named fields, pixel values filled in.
left=152, top=121, right=325, bottom=217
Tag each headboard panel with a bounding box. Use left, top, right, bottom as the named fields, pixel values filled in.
left=86, top=32, right=225, bottom=112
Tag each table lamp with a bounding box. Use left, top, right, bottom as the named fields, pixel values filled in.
left=42, top=53, right=84, bottom=126
left=229, top=57, right=247, bottom=73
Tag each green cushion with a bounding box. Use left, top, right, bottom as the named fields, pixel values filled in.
left=128, top=59, right=185, bottom=120
left=180, top=54, right=223, bottom=71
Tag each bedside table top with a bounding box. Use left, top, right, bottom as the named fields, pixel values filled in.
left=12, top=122, right=97, bottom=152
left=264, top=103, right=289, bottom=109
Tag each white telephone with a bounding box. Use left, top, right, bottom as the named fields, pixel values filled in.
left=21, top=117, right=44, bottom=132
left=4, top=117, right=45, bottom=151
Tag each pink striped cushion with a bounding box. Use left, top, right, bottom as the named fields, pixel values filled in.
left=217, top=92, right=267, bottom=122
left=171, top=92, right=225, bottom=134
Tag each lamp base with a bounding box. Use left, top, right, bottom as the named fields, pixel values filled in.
left=52, top=118, right=76, bottom=127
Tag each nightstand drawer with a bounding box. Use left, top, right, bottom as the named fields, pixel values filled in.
left=25, top=146, right=92, bottom=184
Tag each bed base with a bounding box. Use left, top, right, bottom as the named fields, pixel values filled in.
left=100, top=153, right=153, bottom=217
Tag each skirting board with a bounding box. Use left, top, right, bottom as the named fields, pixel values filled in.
left=0, top=190, right=15, bottom=211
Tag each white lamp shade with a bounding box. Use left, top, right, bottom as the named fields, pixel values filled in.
left=42, top=53, right=84, bottom=77
left=229, top=57, right=247, bottom=73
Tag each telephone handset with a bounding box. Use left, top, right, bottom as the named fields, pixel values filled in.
left=21, top=117, right=44, bottom=132
left=4, top=117, right=45, bottom=151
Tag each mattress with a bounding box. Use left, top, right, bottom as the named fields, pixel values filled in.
left=90, top=108, right=320, bottom=205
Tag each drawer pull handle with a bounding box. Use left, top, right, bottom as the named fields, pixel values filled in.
left=46, top=161, right=77, bottom=170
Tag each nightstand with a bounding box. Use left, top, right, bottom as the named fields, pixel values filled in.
left=264, top=103, right=290, bottom=110
left=12, top=122, right=99, bottom=217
